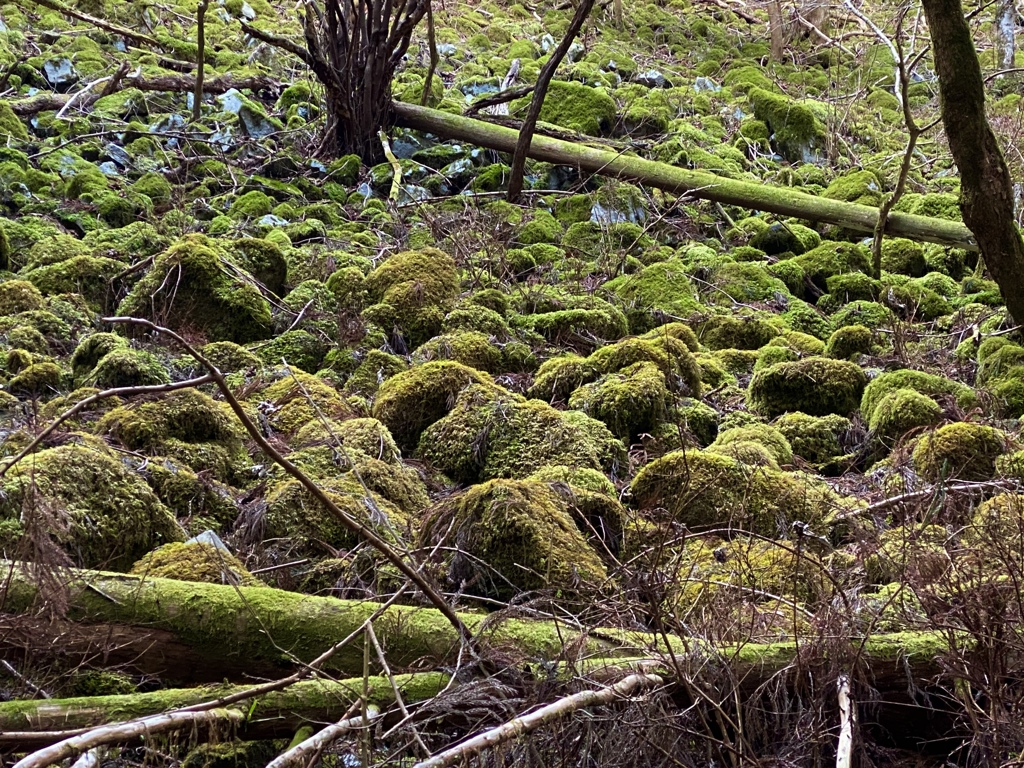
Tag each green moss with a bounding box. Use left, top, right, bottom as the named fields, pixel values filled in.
left=0, top=101, right=28, bottom=142
left=748, top=222, right=820, bottom=256
left=568, top=361, right=668, bottom=441
left=747, top=88, right=826, bottom=163
left=201, top=341, right=262, bottom=373
left=0, top=280, right=45, bottom=314
left=824, top=272, right=878, bottom=304
left=865, top=524, right=950, bottom=585
left=860, top=369, right=977, bottom=423
left=823, top=170, right=883, bottom=206
left=117, top=235, right=272, bottom=344
left=419, top=479, right=608, bottom=599
left=694, top=314, right=781, bottom=350
left=528, top=354, right=594, bottom=402
left=372, top=361, right=495, bottom=451
left=363, top=248, right=459, bottom=348
left=825, top=325, right=874, bottom=358
left=747, top=357, right=867, bottom=418
left=22, top=255, right=122, bottom=309
left=518, top=210, right=564, bottom=245
left=603, top=259, right=701, bottom=333
left=517, top=303, right=628, bottom=349
left=790, top=241, right=872, bottom=293
left=412, top=331, right=503, bottom=373
left=89, top=348, right=170, bottom=388
left=868, top=388, right=942, bottom=448
left=419, top=385, right=625, bottom=483
left=774, top=412, right=850, bottom=467
left=99, top=389, right=242, bottom=453
left=709, top=423, right=793, bottom=466
left=0, top=442, right=182, bottom=569
left=588, top=333, right=702, bottom=395
left=344, top=350, right=408, bottom=398
left=70, top=333, right=127, bottom=378
left=912, top=422, right=1008, bottom=482
left=255, top=369, right=357, bottom=436
left=130, top=541, right=255, bottom=586
left=630, top=449, right=844, bottom=535
left=7, top=361, right=63, bottom=396
left=977, top=343, right=1024, bottom=385
left=251, top=330, right=328, bottom=373
left=829, top=299, right=891, bottom=330
left=142, top=459, right=239, bottom=529
left=880, top=238, right=926, bottom=277
left=510, top=80, right=618, bottom=135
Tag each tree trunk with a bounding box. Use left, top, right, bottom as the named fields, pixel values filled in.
left=922, top=0, right=1024, bottom=324
left=995, top=0, right=1016, bottom=71
left=390, top=102, right=979, bottom=251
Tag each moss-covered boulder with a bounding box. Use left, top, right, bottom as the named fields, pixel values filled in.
left=825, top=325, right=874, bottom=359
left=747, top=88, right=826, bottom=163
left=568, top=361, right=668, bottom=441
left=630, top=449, right=845, bottom=535
left=868, top=388, right=942, bottom=447
left=117, top=235, right=272, bottom=343
left=709, top=423, right=794, bottom=467
left=790, top=242, right=872, bottom=293
left=747, top=357, right=867, bottom=418
left=774, top=412, right=851, bottom=467
left=130, top=541, right=255, bottom=585
left=0, top=441, right=183, bottom=569
left=511, top=80, right=617, bottom=135
left=372, top=361, right=495, bottom=451
left=363, top=248, right=459, bottom=348
left=412, top=331, right=503, bottom=373
left=419, top=384, right=625, bottom=483
left=603, top=259, right=700, bottom=334
left=255, top=369, right=358, bottom=436
left=912, top=422, right=1008, bottom=482
left=71, top=337, right=129, bottom=383
left=419, top=478, right=609, bottom=599
left=860, top=369, right=977, bottom=424
left=694, top=314, right=781, bottom=350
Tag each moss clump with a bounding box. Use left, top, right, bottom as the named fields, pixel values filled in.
left=201, top=341, right=262, bottom=373
left=511, top=80, right=617, bottom=135
left=860, top=369, right=977, bottom=424
left=868, top=388, right=942, bottom=447
left=130, top=541, right=255, bottom=585
left=747, top=88, right=826, bottom=163
left=0, top=442, right=182, bottom=569
left=630, top=450, right=843, bottom=535
left=251, top=330, right=328, bottom=373
left=829, top=300, right=891, bottom=330
left=256, top=369, right=357, bottom=436
left=412, top=331, right=503, bottom=373
left=774, top=412, right=850, bottom=467
left=344, top=350, right=408, bottom=398
left=7, top=361, right=63, bottom=396
left=528, top=354, right=594, bottom=402
left=363, top=248, right=459, bottom=348
left=748, top=357, right=867, bottom=418
left=588, top=334, right=702, bottom=395
left=881, top=238, right=927, bottom=277
left=709, top=423, right=793, bottom=466
left=823, top=170, right=883, bottom=206
left=90, top=348, right=170, bottom=388
left=825, top=325, right=874, bottom=359
left=568, top=361, right=668, bottom=441
left=419, top=479, right=608, bottom=600
left=22, top=255, right=122, bottom=309
left=912, top=422, right=1007, bottom=482
left=977, top=343, right=1024, bottom=385
left=117, top=235, right=272, bottom=344
left=0, top=280, right=45, bottom=315
left=70, top=333, right=128, bottom=378
left=790, top=242, right=872, bottom=293
left=603, top=259, right=700, bottom=333
left=865, top=524, right=950, bottom=585
left=419, top=385, right=625, bottom=483
left=142, top=459, right=239, bottom=530
left=229, top=190, right=275, bottom=219
left=372, top=361, right=495, bottom=451
left=695, top=314, right=782, bottom=350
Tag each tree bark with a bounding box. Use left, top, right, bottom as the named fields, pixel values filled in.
left=921, top=0, right=1024, bottom=324
left=391, top=102, right=979, bottom=251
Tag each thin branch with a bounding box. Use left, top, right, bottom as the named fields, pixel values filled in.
left=413, top=674, right=665, bottom=768
left=265, top=705, right=380, bottom=768
left=20, top=0, right=166, bottom=49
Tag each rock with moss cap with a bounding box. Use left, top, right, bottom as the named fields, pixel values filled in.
left=568, top=361, right=668, bottom=441
left=344, top=350, right=408, bottom=398
left=748, top=357, right=867, bottom=418
left=89, top=348, right=171, bottom=388
left=511, top=80, right=617, bottom=135
left=0, top=440, right=183, bottom=569
left=774, top=412, right=851, bottom=468
left=825, top=325, right=874, bottom=359
left=419, top=478, right=609, bottom=600
left=372, top=361, right=496, bottom=452
left=201, top=341, right=262, bottom=373
left=0, top=280, right=46, bottom=315
left=912, top=422, right=1008, bottom=482
left=142, top=459, right=239, bottom=531
left=603, top=260, right=700, bottom=334
left=630, top=449, right=845, bottom=536
left=7, top=361, right=63, bottom=396
left=363, top=247, right=459, bottom=348
left=694, top=314, right=781, bottom=350
left=253, top=369, right=358, bottom=436
left=588, top=333, right=702, bottom=395
left=117, top=235, right=272, bottom=344
left=747, top=88, right=826, bottom=163
left=868, top=388, right=942, bottom=448
left=412, top=331, right=503, bottom=373
left=709, top=423, right=793, bottom=466
left=419, top=384, right=625, bottom=484
left=130, top=540, right=255, bottom=585
left=789, top=242, right=872, bottom=293
left=860, top=369, right=977, bottom=424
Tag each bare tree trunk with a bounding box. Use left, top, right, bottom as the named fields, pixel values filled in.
left=922, top=0, right=1024, bottom=325
left=995, top=0, right=1017, bottom=70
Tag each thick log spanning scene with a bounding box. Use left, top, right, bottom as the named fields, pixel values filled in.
left=1, top=0, right=1024, bottom=765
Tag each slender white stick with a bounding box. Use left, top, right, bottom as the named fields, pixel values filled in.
left=414, top=673, right=664, bottom=768
left=55, top=75, right=113, bottom=120
left=264, top=706, right=380, bottom=768
left=13, top=709, right=242, bottom=768
left=69, top=748, right=103, bottom=768
left=836, top=674, right=855, bottom=768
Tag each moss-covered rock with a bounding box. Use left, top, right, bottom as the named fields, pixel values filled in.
left=774, top=412, right=850, bottom=467
left=823, top=170, right=883, bottom=206
left=255, top=369, right=358, bottom=436
left=7, top=361, right=63, bottom=396
left=860, top=369, right=977, bottom=424
left=694, top=314, right=781, bottom=350
left=568, top=361, right=668, bottom=441
left=880, top=238, right=927, bottom=277
left=603, top=259, right=700, bottom=333
left=0, top=280, right=46, bottom=315
left=419, top=478, right=609, bottom=599
left=90, top=348, right=171, bottom=388
left=412, top=331, right=503, bottom=373
left=117, top=235, right=272, bottom=344
left=824, top=325, right=874, bottom=358
left=912, top=422, right=1008, bottom=482
left=130, top=541, right=255, bottom=585
left=709, top=423, right=794, bottom=466
left=363, top=248, right=459, bottom=348
left=0, top=441, right=183, bottom=569
left=419, top=384, right=625, bottom=483
left=747, top=88, right=826, bottom=163
left=511, top=80, right=617, bottom=135
left=790, top=241, right=872, bottom=293
left=747, top=357, right=867, bottom=418
left=868, top=388, right=942, bottom=447
left=372, top=361, right=495, bottom=451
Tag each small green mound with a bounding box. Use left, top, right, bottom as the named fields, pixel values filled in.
left=747, top=357, right=867, bottom=418
left=860, top=368, right=977, bottom=424
left=130, top=541, right=255, bottom=585
left=363, top=248, right=459, bottom=348
left=825, top=325, right=874, bottom=359
left=774, top=412, right=850, bottom=467
left=412, top=331, right=503, bottom=373
left=912, top=422, right=1007, bottom=482
left=419, top=478, right=609, bottom=600
left=568, top=361, right=668, bottom=440
left=709, top=423, right=794, bottom=466
left=511, top=80, right=617, bottom=135
left=868, top=388, right=942, bottom=447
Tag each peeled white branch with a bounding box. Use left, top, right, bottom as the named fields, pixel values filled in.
left=265, top=706, right=380, bottom=768
left=413, top=673, right=665, bottom=768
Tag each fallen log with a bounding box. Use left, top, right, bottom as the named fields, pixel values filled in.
left=0, top=563, right=951, bottom=694
left=391, top=101, right=978, bottom=251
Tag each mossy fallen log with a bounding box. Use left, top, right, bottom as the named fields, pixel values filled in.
left=1, top=564, right=952, bottom=694
left=391, top=102, right=978, bottom=251
left=0, top=674, right=449, bottom=743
